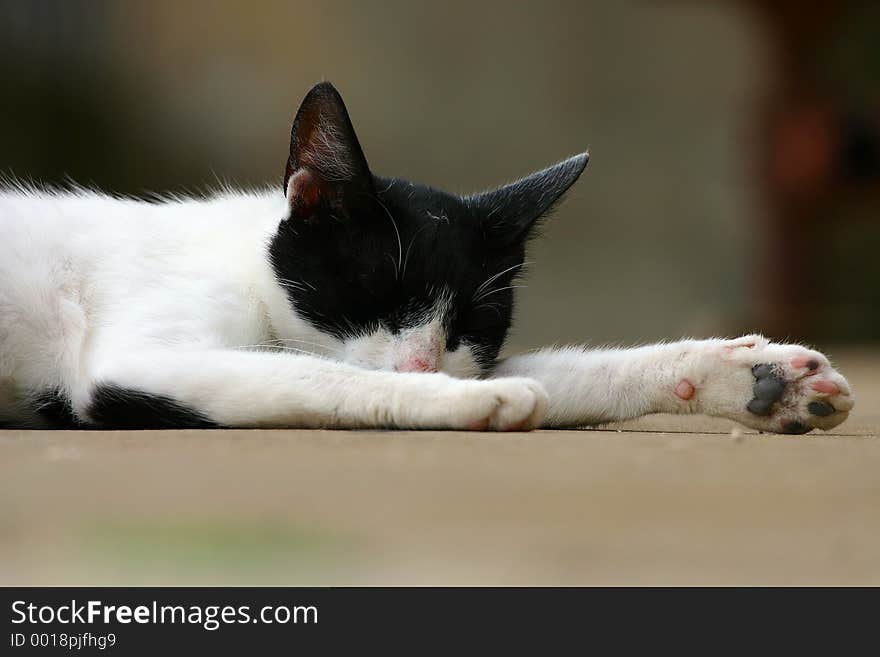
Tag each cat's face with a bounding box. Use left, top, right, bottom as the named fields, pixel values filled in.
left=270, top=82, right=587, bottom=375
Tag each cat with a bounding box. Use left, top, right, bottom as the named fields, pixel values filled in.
left=0, top=82, right=853, bottom=433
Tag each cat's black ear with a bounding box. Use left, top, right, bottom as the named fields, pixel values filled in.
left=283, top=81, right=373, bottom=219
left=465, top=153, right=589, bottom=244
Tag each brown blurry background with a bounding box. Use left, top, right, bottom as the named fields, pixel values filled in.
left=3, top=0, right=878, bottom=350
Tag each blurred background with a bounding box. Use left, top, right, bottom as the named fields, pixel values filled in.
left=1, top=0, right=878, bottom=348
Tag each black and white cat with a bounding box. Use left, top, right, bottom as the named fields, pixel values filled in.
left=0, top=82, right=853, bottom=433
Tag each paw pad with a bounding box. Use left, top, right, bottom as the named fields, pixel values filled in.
left=811, top=380, right=840, bottom=395
left=747, top=364, right=785, bottom=416
left=807, top=401, right=834, bottom=417
left=791, top=354, right=821, bottom=371
left=782, top=420, right=809, bottom=435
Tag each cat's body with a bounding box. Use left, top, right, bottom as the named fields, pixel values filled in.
left=0, top=83, right=853, bottom=433
left=0, top=186, right=290, bottom=427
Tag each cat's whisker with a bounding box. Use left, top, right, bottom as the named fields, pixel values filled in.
left=385, top=253, right=397, bottom=276
left=230, top=335, right=339, bottom=356
left=472, top=261, right=530, bottom=300
left=276, top=277, right=316, bottom=292
left=274, top=346, right=321, bottom=355
left=273, top=338, right=336, bottom=351
left=473, top=285, right=525, bottom=303
left=474, top=301, right=505, bottom=321
left=231, top=342, right=328, bottom=358
left=371, top=193, right=403, bottom=279
left=402, top=223, right=431, bottom=281
left=485, top=204, right=503, bottom=219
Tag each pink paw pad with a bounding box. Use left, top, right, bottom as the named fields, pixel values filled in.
left=811, top=379, right=840, bottom=395
left=791, top=355, right=821, bottom=371
left=674, top=379, right=696, bottom=400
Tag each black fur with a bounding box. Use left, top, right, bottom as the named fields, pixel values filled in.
left=29, top=387, right=218, bottom=430
left=270, top=82, right=588, bottom=368
left=87, top=386, right=219, bottom=429
left=33, top=390, right=85, bottom=429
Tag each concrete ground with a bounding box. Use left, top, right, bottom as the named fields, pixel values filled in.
left=2, top=351, right=878, bottom=586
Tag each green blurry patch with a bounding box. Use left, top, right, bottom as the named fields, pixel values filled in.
left=76, top=519, right=367, bottom=584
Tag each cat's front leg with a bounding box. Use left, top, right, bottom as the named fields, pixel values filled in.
left=492, top=336, right=854, bottom=433
left=76, top=349, right=547, bottom=430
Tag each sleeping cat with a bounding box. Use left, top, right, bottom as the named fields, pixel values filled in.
left=0, top=82, right=853, bottom=433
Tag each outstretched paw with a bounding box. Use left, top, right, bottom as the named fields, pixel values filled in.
left=685, top=336, right=854, bottom=434
left=448, top=378, right=549, bottom=432
left=741, top=346, right=853, bottom=433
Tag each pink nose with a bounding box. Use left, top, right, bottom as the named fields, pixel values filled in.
left=397, top=358, right=437, bottom=373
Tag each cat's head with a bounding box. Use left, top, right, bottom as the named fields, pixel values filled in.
left=269, top=82, right=587, bottom=376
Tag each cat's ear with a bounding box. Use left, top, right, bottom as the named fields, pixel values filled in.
left=283, top=81, right=373, bottom=220
left=465, top=153, right=588, bottom=244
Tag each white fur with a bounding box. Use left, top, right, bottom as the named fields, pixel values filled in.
left=0, top=186, right=852, bottom=432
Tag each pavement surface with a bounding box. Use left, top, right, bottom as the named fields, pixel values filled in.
left=2, top=350, right=878, bottom=585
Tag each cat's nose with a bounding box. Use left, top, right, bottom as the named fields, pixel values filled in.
left=397, top=357, right=438, bottom=373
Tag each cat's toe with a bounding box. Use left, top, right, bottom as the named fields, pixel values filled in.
left=477, top=378, right=548, bottom=431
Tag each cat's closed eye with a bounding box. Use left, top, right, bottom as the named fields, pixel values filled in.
left=448, top=303, right=511, bottom=356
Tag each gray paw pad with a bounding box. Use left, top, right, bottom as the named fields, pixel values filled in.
left=807, top=401, right=835, bottom=417
left=782, top=420, right=809, bottom=434
left=747, top=364, right=786, bottom=416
